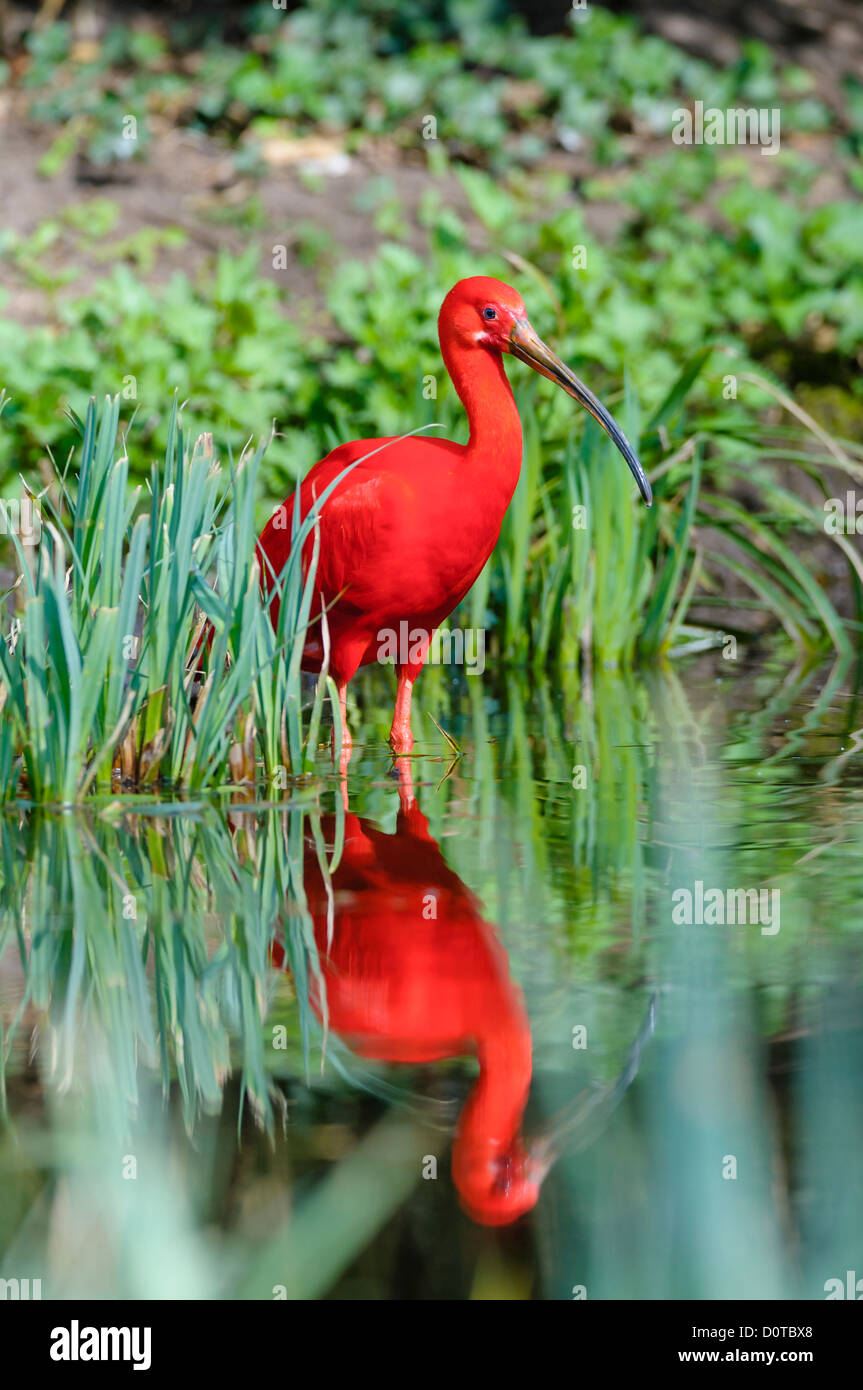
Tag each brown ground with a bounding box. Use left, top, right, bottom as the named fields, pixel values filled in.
left=0, top=1, right=860, bottom=329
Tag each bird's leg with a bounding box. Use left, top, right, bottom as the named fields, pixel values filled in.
left=332, top=680, right=353, bottom=774
left=392, top=754, right=415, bottom=811
left=390, top=670, right=414, bottom=756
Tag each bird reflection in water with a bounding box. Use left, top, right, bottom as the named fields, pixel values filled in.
left=271, top=760, right=656, bottom=1226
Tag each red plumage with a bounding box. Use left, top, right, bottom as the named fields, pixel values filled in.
left=257, top=276, right=650, bottom=761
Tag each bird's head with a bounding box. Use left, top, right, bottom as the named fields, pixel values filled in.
left=453, top=1135, right=552, bottom=1227
left=440, top=275, right=652, bottom=506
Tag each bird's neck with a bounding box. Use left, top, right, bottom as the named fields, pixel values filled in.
left=442, top=339, right=523, bottom=476
left=451, top=1023, right=533, bottom=1190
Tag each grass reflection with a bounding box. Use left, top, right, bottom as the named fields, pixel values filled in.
left=1, top=657, right=862, bottom=1297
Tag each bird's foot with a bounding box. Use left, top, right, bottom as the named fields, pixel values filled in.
left=332, top=723, right=353, bottom=774
left=390, top=755, right=416, bottom=811
left=388, top=723, right=414, bottom=757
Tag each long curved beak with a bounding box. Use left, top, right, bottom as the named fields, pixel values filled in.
left=508, top=320, right=652, bottom=506
left=525, top=989, right=660, bottom=1176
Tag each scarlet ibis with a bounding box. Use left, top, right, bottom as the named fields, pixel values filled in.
left=258, top=276, right=651, bottom=762
left=270, top=766, right=660, bottom=1224
left=271, top=766, right=545, bottom=1225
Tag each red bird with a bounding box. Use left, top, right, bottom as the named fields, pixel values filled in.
left=271, top=768, right=547, bottom=1226
left=257, top=276, right=651, bottom=762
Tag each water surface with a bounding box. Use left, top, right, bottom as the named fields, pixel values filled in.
left=2, top=653, right=862, bottom=1300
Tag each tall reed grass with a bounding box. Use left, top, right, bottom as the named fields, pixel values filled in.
left=1, top=379, right=859, bottom=808
left=466, top=357, right=861, bottom=671
left=0, top=394, right=341, bottom=804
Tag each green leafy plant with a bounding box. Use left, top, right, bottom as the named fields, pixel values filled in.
left=0, top=394, right=345, bottom=803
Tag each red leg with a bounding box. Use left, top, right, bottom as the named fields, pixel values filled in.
left=390, top=670, right=414, bottom=755
left=331, top=680, right=353, bottom=774
left=392, top=754, right=415, bottom=810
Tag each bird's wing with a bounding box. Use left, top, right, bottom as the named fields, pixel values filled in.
left=258, top=438, right=392, bottom=592
left=297, top=438, right=438, bottom=614
left=259, top=435, right=463, bottom=617
left=310, top=470, right=409, bottom=615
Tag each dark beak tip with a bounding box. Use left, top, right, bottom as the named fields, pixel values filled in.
left=510, top=323, right=653, bottom=508
left=628, top=458, right=652, bottom=507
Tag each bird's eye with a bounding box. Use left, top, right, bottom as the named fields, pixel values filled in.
left=482, top=306, right=497, bottom=321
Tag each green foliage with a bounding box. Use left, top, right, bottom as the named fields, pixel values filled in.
left=1, top=3, right=861, bottom=667
left=0, top=394, right=342, bottom=803
left=8, top=3, right=840, bottom=173
left=0, top=245, right=325, bottom=485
